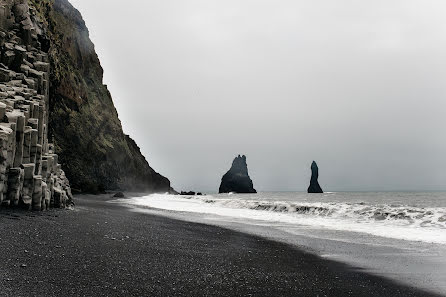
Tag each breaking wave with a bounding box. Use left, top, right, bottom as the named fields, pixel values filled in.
left=116, top=193, right=446, bottom=244
left=195, top=197, right=446, bottom=229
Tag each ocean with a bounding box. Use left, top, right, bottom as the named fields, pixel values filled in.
left=113, top=191, right=446, bottom=294
left=117, top=191, right=446, bottom=244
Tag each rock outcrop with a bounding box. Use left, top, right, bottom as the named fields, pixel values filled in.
left=112, top=192, right=124, bottom=198
left=307, top=161, right=323, bottom=193
left=219, top=155, right=256, bottom=194
left=4, top=0, right=172, bottom=194
left=0, top=0, right=72, bottom=209
left=179, top=191, right=203, bottom=196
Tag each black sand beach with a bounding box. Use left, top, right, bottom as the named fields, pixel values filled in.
left=0, top=194, right=442, bottom=297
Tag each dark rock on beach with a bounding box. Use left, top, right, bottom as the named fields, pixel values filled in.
left=179, top=191, right=204, bottom=196
left=113, top=192, right=125, bottom=198
left=219, top=155, right=256, bottom=194
left=308, top=161, right=323, bottom=193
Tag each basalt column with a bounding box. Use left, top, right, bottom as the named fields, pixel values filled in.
left=0, top=0, right=73, bottom=209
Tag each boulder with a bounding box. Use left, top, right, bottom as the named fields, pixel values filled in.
left=219, top=155, right=257, bottom=194
left=113, top=192, right=125, bottom=198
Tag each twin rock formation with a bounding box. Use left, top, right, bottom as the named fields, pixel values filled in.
left=219, top=156, right=323, bottom=194
left=2, top=0, right=323, bottom=205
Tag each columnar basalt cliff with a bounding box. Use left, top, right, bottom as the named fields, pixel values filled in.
left=0, top=0, right=172, bottom=194
left=307, top=161, right=323, bottom=193
left=219, top=155, right=256, bottom=194
left=0, top=0, right=72, bottom=209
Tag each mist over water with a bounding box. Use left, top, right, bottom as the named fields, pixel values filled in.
left=68, top=0, right=446, bottom=192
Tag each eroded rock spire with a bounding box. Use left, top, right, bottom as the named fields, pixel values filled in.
left=307, top=161, right=323, bottom=193
left=219, top=155, right=256, bottom=194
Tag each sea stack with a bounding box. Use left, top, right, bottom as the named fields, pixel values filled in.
left=219, top=155, right=256, bottom=194
left=307, top=161, right=323, bottom=193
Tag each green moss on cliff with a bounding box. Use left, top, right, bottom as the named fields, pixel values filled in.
left=32, top=0, right=171, bottom=193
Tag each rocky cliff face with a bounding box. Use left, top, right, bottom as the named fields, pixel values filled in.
left=0, top=0, right=73, bottom=209
left=307, top=161, right=323, bottom=193
left=219, top=155, right=256, bottom=194
left=14, top=0, right=171, bottom=193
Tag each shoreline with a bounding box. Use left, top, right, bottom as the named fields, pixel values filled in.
left=0, top=193, right=442, bottom=297
left=118, top=195, right=446, bottom=296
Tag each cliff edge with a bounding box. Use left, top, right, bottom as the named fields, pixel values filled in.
left=27, top=0, right=171, bottom=193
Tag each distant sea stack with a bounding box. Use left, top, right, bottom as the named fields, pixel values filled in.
left=307, top=161, right=323, bottom=193
left=219, top=155, right=256, bottom=194
left=3, top=0, right=172, bottom=194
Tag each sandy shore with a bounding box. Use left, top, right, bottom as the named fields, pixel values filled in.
left=0, top=194, right=442, bottom=297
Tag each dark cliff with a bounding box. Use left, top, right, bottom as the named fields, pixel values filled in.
left=219, top=155, right=256, bottom=194
left=307, top=161, right=323, bottom=193
left=29, top=0, right=171, bottom=193
left=0, top=0, right=74, bottom=209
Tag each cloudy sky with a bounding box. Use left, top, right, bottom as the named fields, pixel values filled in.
left=69, top=0, right=446, bottom=192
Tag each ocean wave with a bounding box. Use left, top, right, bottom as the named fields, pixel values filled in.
left=179, top=195, right=446, bottom=229
left=115, top=193, right=446, bottom=244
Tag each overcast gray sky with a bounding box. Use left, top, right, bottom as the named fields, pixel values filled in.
left=69, top=0, right=446, bottom=192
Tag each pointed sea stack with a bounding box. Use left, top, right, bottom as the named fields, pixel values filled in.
left=307, top=161, right=323, bottom=193
left=219, top=155, right=257, bottom=194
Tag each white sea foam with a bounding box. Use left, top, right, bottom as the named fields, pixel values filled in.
left=115, top=193, right=446, bottom=245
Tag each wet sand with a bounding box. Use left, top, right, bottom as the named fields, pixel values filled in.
left=0, top=194, right=442, bottom=297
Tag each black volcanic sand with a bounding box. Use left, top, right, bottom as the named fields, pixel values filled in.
left=0, top=194, right=442, bottom=297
